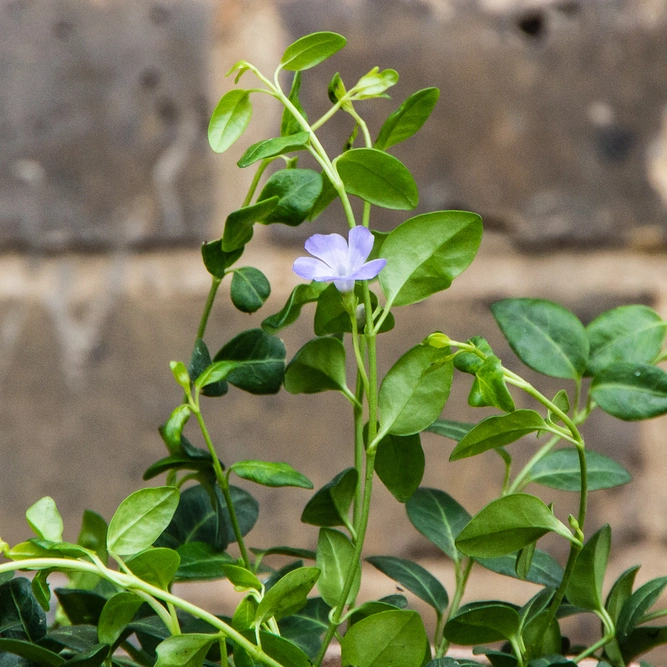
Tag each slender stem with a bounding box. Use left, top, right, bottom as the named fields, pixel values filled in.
left=197, top=277, right=221, bottom=340
left=574, top=612, right=615, bottom=663
left=362, top=201, right=371, bottom=228
left=353, top=363, right=365, bottom=528
left=243, top=159, right=272, bottom=207
left=435, top=558, right=474, bottom=657
left=310, top=98, right=346, bottom=131
left=508, top=434, right=562, bottom=493
left=640, top=607, right=667, bottom=624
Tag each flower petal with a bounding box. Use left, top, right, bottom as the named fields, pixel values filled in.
left=293, top=257, right=339, bottom=282
left=347, top=226, right=375, bottom=271
left=333, top=278, right=355, bottom=293
left=347, top=258, right=387, bottom=281
left=304, top=233, right=349, bottom=274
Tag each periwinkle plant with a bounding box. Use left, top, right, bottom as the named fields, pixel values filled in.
left=2, top=30, right=667, bottom=667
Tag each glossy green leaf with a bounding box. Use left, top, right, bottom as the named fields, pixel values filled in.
left=238, top=132, right=310, bottom=167
left=77, top=510, right=108, bottom=564
left=336, top=148, right=418, bottom=210
left=565, top=525, right=611, bottom=611
left=280, top=32, right=346, bottom=71
left=143, top=452, right=216, bottom=481
left=444, top=601, right=520, bottom=645
left=476, top=549, right=564, bottom=588
left=155, top=633, right=216, bottom=667
left=25, top=497, right=63, bottom=543
left=491, top=299, right=589, bottom=380
left=0, top=577, right=46, bottom=641
left=617, top=576, right=667, bottom=641
left=213, top=328, right=286, bottom=395
left=238, top=630, right=312, bottom=667
left=221, top=197, right=280, bottom=252
left=232, top=595, right=258, bottom=631
left=0, top=639, right=64, bottom=666
left=54, top=589, right=106, bottom=626
left=230, top=460, right=313, bottom=489
left=251, top=546, right=316, bottom=561
left=301, top=468, right=358, bottom=528
left=452, top=336, right=495, bottom=375
left=591, top=362, right=667, bottom=420
left=98, top=592, right=143, bottom=647
left=281, top=72, right=307, bottom=137
left=31, top=569, right=51, bottom=611
left=527, top=448, right=631, bottom=491
left=107, top=487, right=179, bottom=556
left=456, top=494, right=573, bottom=558
left=316, top=528, right=360, bottom=607
left=620, top=625, right=667, bottom=664
left=43, top=625, right=100, bottom=653
left=450, top=410, right=547, bottom=461
left=278, top=596, right=330, bottom=660
left=230, top=267, right=271, bottom=314
left=406, top=488, right=471, bottom=563
left=256, top=566, right=320, bottom=624
left=468, top=355, right=515, bottom=412
left=262, top=282, right=328, bottom=335
left=375, top=88, right=440, bottom=150
left=201, top=239, right=243, bottom=278
left=257, top=169, right=323, bottom=226
left=208, top=89, right=252, bottom=153
left=63, top=643, right=109, bottom=667
left=126, top=547, right=180, bottom=590
left=374, top=432, right=424, bottom=503
left=341, top=609, right=429, bottom=667
left=378, top=344, right=453, bottom=437
left=174, top=542, right=233, bottom=581
left=284, top=337, right=348, bottom=394
left=586, top=305, right=666, bottom=376
left=606, top=565, right=641, bottom=624
left=222, top=564, right=262, bottom=591
left=426, top=418, right=474, bottom=442
left=159, top=404, right=194, bottom=455
left=379, top=211, right=483, bottom=307
left=348, top=601, right=406, bottom=628
left=367, top=556, right=448, bottom=613
left=352, top=67, right=399, bottom=99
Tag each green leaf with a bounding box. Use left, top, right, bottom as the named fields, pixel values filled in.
left=233, top=595, right=257, bottom=631
left=301, top=468, right=358, bottom=528
left=256, top=566, right=320, bottom=624
left=251, top=546, right=316, bottom=561
left=201, top=239, right=243, bottom=278
left=170, top=361, right=190, bottom=390
left=155, top=633, right=216, bottom=667
left=237, top=631, right=312, bottom=667
left=450, top=410, right=547, bottom=461
left=341, top=609, right=429, bottom=667
left=565, top=525, right=611, bottom=612
left=527, top=448, right=631, bottom=491
left=222, top=564, right=262, bottom=591
left=159, top=404, right=194, bottom=455
left=126, top=548, right=181, bottom=590
left=0, top=577, right=47, bottom=642
left=374, top=432, right=424, bottom=503
left=279, top=597, right=330, bottom=659
left=516, top=541, right=536, bottom=580
left=230, top=267, right=271, bottom=314
left=620, top=625, right=667, bottom=664
left=351, top=67, right=399, bottom=99
left=586, top=305, right=667, bottom=376
left=307, top=170, right=338, bottom=222
left=284, top=337, right=348, bottom=395
left=477, top=549, right=564, bottom=588
left=222, top=198, right=280, bottom=252
left=26, top=497, right=63, bottom=543
left=336, top=148, right=418, bottom=210
left=426, top=418, right=474, bottom=442
left=98, top=592, right=143, bottom=647
left=406, top=488, right=471, bottom=563
left=77, top=510, right=108, bottom=564
left=257, top=169, right=323, bottom=227
left=213, top=328, right=286, bottom=395
left=444, top=601, right=520, bottom=645
left=0, top=639, right=64, bottom=666
left=455, top=494, right=573, bottom=558
left=31, top=569, right=52, bottom=611
left=617, top=576, right=667, bottom=641
left=590, top=362, right=667, bottom=420
left=238, top=132, right=310, bottom=168
left=468, top=355, right=515, bottom=412
left=491, top=299, right=589, bottom=380
left=316, top=528, right=360, bottom=607
left=262, top=282, right=328, bottom=335
left=378, top=344, right=453, bottom=437
left=281, top=72, right=307, bottom=137
left=375, top=88, right=440, bottom=150
left=606, top=565, right=641, bottom=624
left=367, top=556, right=448, bottom=613
left=280, top=31, right=346, bottom=71
left=107, top=487, right=179, bottom=556
left=208, top=89, right=252, bottom=153
left=63, top=643, right=109, bottom=667
left=54, top=589, right=106, bottom=626
left=379, top=211, right=483, bottom=307
left=230, top=460, right=313, bottom=489
left=174, top=542, right=233, bottom=581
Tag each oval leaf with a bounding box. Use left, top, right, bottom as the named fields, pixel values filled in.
left=375, top=87, right=440, bottom=150
left=231, top=267, right=271, bottom=314
left=379, top=211, right=483, bottom=307
left=107, top=487, right=179, bottom=556
left=455, top=494, right=572, bottom=558
left=591, top=362, right=667, bottom=420
left=444, top=601, right=520, bottom=645
left=280, top=32, right=346, bottom=71
left=208, top=90, right=252, bottom=153
left=126, top=547, right=181, bottom=590
left=491, top=299, right=589, bottom=380
left=26, top=497, right=63, bottom=543
left=301, top=468, right=359, bottom=528
left=284, top=337, right=348, bottom=394
left=450, top=410, right=547, bottom=461
left=336, top=148, right=418, bottom=210
left=230, top=460, right=313, bottom=489
left=237, top=132, right=310, bottom=167
left=222, top=198, right=280, bottom=252
left=155, top=633, right=216, bottom=667
left=256, top=566, right=320, bottom=624
left=316, top=528, right=360, bottom=607
left=258, top=169, right=323, bottom=227
left=565, top=525, right=611, bottom=612
left=374, top=432, right=424, bottom=503
left=98, top=592, right=143, bottom=647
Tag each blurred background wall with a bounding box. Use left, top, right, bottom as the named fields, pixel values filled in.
left=1, top=0, right=667, bottom=646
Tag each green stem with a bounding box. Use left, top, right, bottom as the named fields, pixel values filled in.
left=640, top=607, right=667, bottom=624
left=196, top=277, right=222, bottom=340
left=243, top=159, right=272, bottom=207
left=508, top=434, right=562, bottom=494
left=435, top=557, right=474, bottom=657
left=353, top=363, right=365, bottom=529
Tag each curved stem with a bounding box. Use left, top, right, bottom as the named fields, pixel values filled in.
left=508, top=434, right=562, bottom=494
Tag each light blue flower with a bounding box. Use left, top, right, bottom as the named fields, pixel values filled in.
left=293, top=226, right=387, bottom=293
